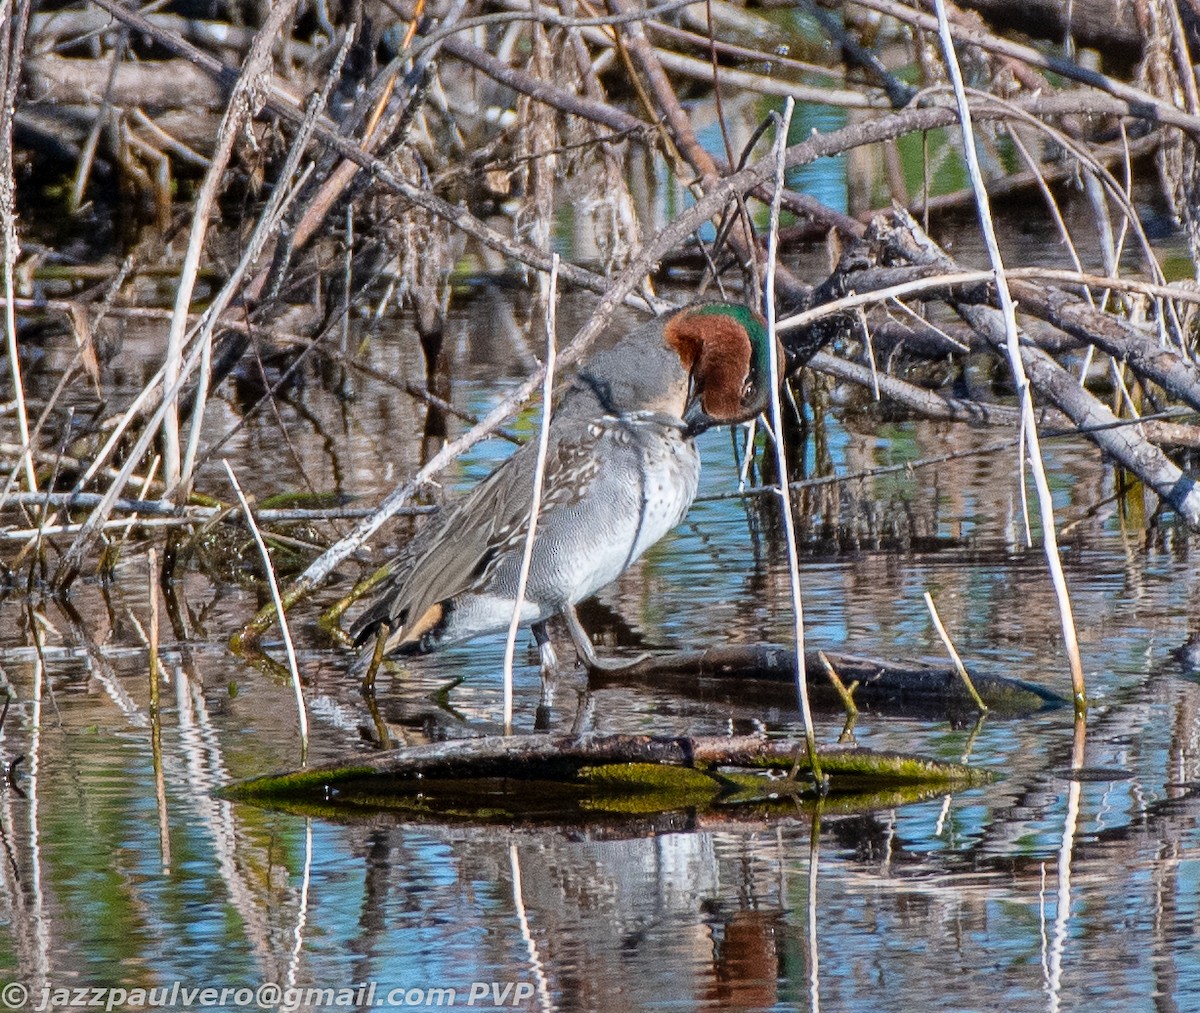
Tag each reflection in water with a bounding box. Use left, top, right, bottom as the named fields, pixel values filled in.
left=1044, top=720, right=1086, bottom=1013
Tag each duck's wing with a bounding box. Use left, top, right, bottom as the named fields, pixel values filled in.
left=350, top=419, right=600, bottom=650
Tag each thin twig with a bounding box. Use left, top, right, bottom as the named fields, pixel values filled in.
left=922, top=592, right=987, bottom=713
left=816, top=649, right=858, bottom=717
left=223, top=459, right=309, bottom=761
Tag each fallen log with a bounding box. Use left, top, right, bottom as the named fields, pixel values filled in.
left=219, top=732, right=990, bottom=823
left=587, top=646, right=1066, bottom=718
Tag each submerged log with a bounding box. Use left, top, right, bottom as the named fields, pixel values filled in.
left=588, top=646, right=1065, bottom=718
left=220, top=732, right=990, bottom=823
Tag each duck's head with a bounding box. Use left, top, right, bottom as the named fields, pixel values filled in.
left=572, top=302, right=771, bottom=434
left=662, top=302, right=771, bottom=436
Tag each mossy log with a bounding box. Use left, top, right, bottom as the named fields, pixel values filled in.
left=219, top=732, right=990, bottom=823
left=590, top=645, right=1066, bottom=717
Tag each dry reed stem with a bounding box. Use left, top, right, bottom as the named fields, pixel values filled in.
left=764, top=98, right=822, bottom=787
left=223, top=460, right=309, bottom=761
left=502, top=255, right=559, bottom=735
left=0, top=0, right=36, bottom=497
left=934, top=0, right=1086, bottom=713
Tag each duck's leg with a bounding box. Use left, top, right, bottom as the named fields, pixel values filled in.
left=532, top=620, right=559, bottom=677
left=562, top=605, right=649, bottom=673
left=532, top=620, right=558, bottom=730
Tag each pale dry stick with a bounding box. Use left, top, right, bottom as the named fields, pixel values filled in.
left=0, top=491, right=433, bottom=521
left=178, top=28, right=352, bottom=493
left=20, top=405, right=74, bottom=568
left=1168, top=0, right=1200, bottom=117
left=2, top=518, right=200, bottom=540
left=131, top=109, right=210, bottom=168
left=147, top=546, right=171, bottom=873
left=161, top=0, right=302, bottom=497
left=931, top=0, right=1086, bottom=713
left=501, top=255, right=559, bottom=736
left=613, top=35, right=880, bottom=107
left=859, top=307, right=881, bottom=400
left=764, top=98, right=822, bottom=786
left=922, top=591, right=987, bottom=713
left=1007, top=131, right=1090, bottom=303
left=3, top=512, right=421, bottom=540
left=223, top=460, right=309, bottom=761
left=646, top=16, right=845, bottom=81
left=0, top=0, right=36, bottom=496
left=885, top=298, right=970, bottom=353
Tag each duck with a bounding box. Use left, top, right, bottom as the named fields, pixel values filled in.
left=350, top=301, right=771, bottom=685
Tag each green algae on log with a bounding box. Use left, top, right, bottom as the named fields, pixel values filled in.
left=219, top=733, right=990, bottom=822
left=587, top=646, right=1066, bottom=717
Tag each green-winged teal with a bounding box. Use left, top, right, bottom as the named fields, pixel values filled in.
left=351, top=302, right=770, bottom=679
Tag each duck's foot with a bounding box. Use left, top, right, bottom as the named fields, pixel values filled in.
left=563, top=606, right=650, bottom=674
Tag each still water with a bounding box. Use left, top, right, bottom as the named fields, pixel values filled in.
left=3, top=291, right=1200, bottom=1013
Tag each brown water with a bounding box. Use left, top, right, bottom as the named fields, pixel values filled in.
left=4, top=133, right=1200, bottom=1011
